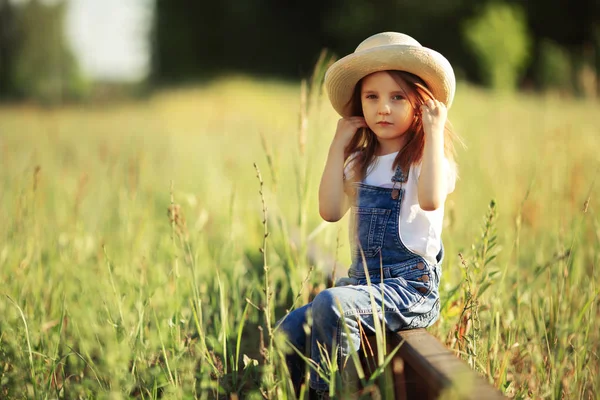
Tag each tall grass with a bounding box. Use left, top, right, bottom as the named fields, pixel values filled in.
left=0, top=73, right=598, bottom=398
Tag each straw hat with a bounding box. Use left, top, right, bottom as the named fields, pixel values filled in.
left=324, top=32, right=456, bottom=117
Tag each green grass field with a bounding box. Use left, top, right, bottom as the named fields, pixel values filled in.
left=1, top=74, right=599, bottom=399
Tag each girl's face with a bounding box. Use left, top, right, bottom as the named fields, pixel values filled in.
left=360, top=71, right=416, bottom=154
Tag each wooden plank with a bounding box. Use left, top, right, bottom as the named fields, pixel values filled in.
left=391, top=329, right=505, bottom=399
left=360, top=336, right=407, bottom=400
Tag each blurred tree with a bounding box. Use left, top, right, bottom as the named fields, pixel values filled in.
left=322, top=0, right=484, bottom=81
left=151, top=0, right=490, bottom=85
left=151, top=0, right=334, bottom=83
left=537, top=39, right=571, bottom=92
left=464, top=3, right=531, bottom=92
left=0, top=0, right=17, bottom=98
left=522, top=0, right=599, bottom=96
left=11, top=0, right=88, bottom=103
left=151, top=0, right=207, bottom=82
left=595, top=24, right=600, bottom=96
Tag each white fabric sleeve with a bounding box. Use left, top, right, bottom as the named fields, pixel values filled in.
left=412, top=158, right=457, bottom=194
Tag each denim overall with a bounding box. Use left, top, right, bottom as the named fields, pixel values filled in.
left=278, top=166, right=443, bottom=392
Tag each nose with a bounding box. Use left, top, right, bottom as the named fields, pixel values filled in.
left=378, top=103, right=391, bottom=115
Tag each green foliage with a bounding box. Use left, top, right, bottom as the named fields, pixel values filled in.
left=464, top=3, right=531, bottom=91
left=456, top=200, right=500, bottom=372
left=538, top=39, right=571, bottom=91
left=12, top=0, right=89, bottom=104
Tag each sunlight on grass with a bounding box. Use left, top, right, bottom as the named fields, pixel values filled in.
left=0, top=74, right=599, bottom=398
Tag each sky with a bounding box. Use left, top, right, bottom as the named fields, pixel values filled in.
left=64, top=0, right=152, bottom=82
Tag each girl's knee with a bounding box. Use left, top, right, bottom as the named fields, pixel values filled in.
left=277, top=306, right=309, bottom=348
left=312, top=288, right=349, bottom=326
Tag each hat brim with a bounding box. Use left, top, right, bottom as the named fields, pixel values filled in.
left=324, top=44, right=455, bottom=117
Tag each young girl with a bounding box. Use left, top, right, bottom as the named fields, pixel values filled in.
left=278, top=31, right=459, bottom=397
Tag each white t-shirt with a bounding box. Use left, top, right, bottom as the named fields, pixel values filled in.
left=345, top=152, right=456, bottom=265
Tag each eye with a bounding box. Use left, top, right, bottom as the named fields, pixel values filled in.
left=365, top=94, right=377, bottom=100
left=392, top=94, right=405, bottom=101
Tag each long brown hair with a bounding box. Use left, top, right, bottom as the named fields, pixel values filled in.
left=343, top=70, right=460, bottom=182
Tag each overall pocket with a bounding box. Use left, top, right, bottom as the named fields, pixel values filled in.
left=390, top=260, right=434, bottom=296
left=350, top=207, right=391, bottom=258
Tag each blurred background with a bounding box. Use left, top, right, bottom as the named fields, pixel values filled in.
left=0, top=0, right=598, bottom=102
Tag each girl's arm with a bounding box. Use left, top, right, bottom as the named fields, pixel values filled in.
left=418, top=99, right=448, bottom=211
left=319, top=117, right=366, bottom=222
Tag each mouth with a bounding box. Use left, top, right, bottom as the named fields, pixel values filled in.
left=377, top=121, right=393, bottom=126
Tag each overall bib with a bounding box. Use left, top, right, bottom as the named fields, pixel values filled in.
left=278, top=166, right=443, bottom=392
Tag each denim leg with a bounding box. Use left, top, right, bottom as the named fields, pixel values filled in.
left=308, top=283, right=439, bottom=391
left=276, top=303, right=312, bottom=393
left=309, top=288, right=362, bottom=391
left=309, top=286, right=389, bottom=391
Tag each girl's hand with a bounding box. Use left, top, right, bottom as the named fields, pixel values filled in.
left=332, top=117, right=367, bottom=150
left=420, top=99, right=447, bottom=138
left=320, top=117, right=364, bottom=221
